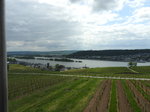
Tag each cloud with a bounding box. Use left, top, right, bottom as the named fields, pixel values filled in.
left=122, top=6, right=150, bottom=24
left=6, top=0, right=150, bottom=51
left=69, top=0, right=126, bottom=11
left=70, top=0, right=81, bottom=3
left=79, top=23, right=150, bottom=49
left=133, top=7, right=150, bottom=22
left=6, top=0, right=83, bottom=51
left=93, top=0, right=126, bottom=11
left=127, top=0, right=146, bottom=8
left=69, top=0, right=147, bottom=12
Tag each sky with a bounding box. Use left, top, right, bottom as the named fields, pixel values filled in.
left=6, top=0, right=150, bottom=51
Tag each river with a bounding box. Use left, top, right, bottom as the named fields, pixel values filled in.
left=16, top=57, right=150, bottom=68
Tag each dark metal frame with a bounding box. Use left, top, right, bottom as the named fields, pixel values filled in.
left=0, top=0, right=8, bottom=111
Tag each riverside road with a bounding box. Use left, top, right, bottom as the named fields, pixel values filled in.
left=11, top=73, right=150, bottom=81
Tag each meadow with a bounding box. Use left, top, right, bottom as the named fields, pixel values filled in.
left=8, top=64, right=150, bottom=112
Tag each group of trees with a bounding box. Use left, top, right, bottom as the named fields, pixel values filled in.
left=46, top=63, right=65, bottom=71
left=128, top=62, right=137, bottom=68
left=7, top=58, right=17, bottom=62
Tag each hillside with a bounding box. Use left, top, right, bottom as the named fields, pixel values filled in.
left=67, top=49, right=150, bottom=62
left=7, top=50, right=78, bottom=56
left=8, top=64, right=150, bottom=112
left=67, top=49, right=150, bottom=57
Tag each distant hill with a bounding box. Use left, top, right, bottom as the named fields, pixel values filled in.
left=7, top=50, right=78, bottom=56
left=67, top=49, right=150, bottom=58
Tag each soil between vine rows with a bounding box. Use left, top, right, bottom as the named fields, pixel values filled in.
left=127, top=80, right=150, bottom=112
left=117, top=80, right=133, bottom=112
left=84, top=80, right=111, bottom=112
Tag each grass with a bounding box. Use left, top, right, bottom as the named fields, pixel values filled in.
left=109, top=80, right=117, bottom=112
left=121, top=80, right=141, bottom=112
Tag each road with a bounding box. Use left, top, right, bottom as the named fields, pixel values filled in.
left=10, top=73, right=150, bottom=81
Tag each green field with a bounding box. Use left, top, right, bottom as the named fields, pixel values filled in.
left=9, top=64, right=150, bottom=78
left=8, top=64, right=150, bottom=112
left=8, top=74, right=71, bottom=100
left=9, top=64, right=43, bottom=73
left=9, top=64, right=101, bottom=112
left=62, top=66, right=150, bottom=78
left=9, top=77, right=101, bottom=112
left=131, top=66, right=150, bottom=74
left=8, top=64, right=57, bottom=74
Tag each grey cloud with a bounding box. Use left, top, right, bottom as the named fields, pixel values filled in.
left=6, top=0, right=82, bottom=51
left=70, top=0, right=81, bottom=3
left=94, top=0, right=116, bottom=11
left=6, top=0, right=150, bottom=51
left=70, top=0, right=125, bottom=11
left=93, top=0, right=125, bottom=11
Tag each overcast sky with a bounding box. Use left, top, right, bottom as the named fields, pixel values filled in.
left=6, top=0, right=150, bottom=51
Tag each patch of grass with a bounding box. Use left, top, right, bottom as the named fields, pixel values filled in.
left=121, top=80, right=141, bottom=112
left=109, top=80, right=117, bottom=112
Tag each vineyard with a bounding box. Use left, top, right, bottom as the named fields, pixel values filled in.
left=131, top=66, right=150, bottom=74
left=8, top=64, right=150, bottom=112
left=8, top=74, right=72, bottom=100
left=83, top=80, right=150, bottom=112
left=62, top=66, right=150, bottom=78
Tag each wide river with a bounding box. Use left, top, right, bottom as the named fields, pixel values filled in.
left=16, top=58, right=150, bottom=68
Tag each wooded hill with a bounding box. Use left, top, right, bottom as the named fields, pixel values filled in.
left=67, top=49, right=150, bottom=57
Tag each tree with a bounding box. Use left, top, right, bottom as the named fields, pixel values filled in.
left=46, top=63, right=50, bottom=68
left=48, top=66, right=53, bottom=71
left=128, top=62, right=137, bottom=68
left=55, top=64, right=65, bottom=71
